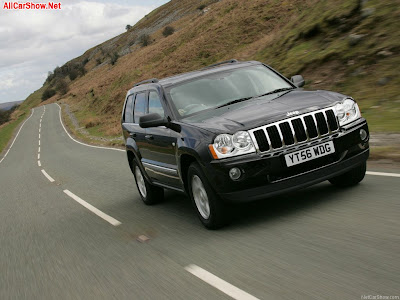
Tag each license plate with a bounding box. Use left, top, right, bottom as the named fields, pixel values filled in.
left=285, top=141, right=335, bottom=167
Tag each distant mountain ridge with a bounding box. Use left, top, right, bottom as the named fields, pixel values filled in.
left=0, top=100, right=23, bottom=111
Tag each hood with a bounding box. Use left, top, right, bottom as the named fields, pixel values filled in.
left=181, top=90, right=347, bottom=134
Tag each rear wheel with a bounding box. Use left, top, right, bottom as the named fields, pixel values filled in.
left=329, top=162, right=366, bottom=187
left=187, top=162, right=230, bottom=229
left=132, top=160, right=164, bottom=205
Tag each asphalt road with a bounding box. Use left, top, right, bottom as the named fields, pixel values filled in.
left=0, top=103, right=399, bottom=300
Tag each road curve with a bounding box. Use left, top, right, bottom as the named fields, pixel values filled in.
left=0, top=103, right=399, bottom=299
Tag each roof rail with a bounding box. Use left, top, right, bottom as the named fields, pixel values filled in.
left=133, top=78, right=159, bottom=87
left=202, top=59, right=239, bottom=70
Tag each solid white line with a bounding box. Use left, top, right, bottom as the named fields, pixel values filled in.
left=63, top=189, right=121, bottom=226
left=38, top=147, right=40, bottom=153
left=366, top=171, right=400, bottom=178
left=185, top=265, right=260, bottom=300
left=38, top=153, right=40, bottom=160
left=38, top=160, right=41, bottom=167
left=41, top=169, right=55, bottom=183
left=56, top=103, right=124, bottom=152
left=0, top=109, right=35, bottom=165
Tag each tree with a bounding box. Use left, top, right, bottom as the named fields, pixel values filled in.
left=42, top=88, right=56, bottom=101
left=162, top=26, right=175, bottom=37
left=110, top=52, right=119, bottom=65
left=126, top=24, right=132, bottom=31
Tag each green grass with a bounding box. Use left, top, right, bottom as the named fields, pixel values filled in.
left=0, top=87, right=44, bottom=155
left=0, top=113, right=27, bottom=154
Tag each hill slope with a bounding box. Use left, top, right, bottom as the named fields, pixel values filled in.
left=28, top=0, right=400, bottom=140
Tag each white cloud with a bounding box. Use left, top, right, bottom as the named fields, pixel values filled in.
left=0, top=0, right=168, bottom=103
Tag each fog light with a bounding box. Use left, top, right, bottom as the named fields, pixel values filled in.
left=229, top=167, right=241, bottom=181
left=360, top=129, right=368, bottom=141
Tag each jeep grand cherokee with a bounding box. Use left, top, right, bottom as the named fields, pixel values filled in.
left=121, top=59, right=369, bottom=229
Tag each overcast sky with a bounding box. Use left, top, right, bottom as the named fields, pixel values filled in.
left=0, top=0, right=169, bottom=104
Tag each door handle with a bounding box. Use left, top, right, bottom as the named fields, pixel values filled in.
left=145, top=135, right=154, bottom=140
left=129, top=132, right=136, bottom=138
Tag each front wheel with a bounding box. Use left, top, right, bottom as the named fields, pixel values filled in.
left=132, top=160, right=164, bottom=205
left=187, top=162, right=230, bottom=229
left=329, top=162, right=367, bottom=187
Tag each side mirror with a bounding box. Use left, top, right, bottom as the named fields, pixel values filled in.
left=139, top=113, right=168, bottom=128
left=291, top=75, right=305, bottom=88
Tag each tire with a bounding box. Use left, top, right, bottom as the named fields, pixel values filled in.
left=187, top=162, right=230, bottom=229
left=132, top=160, right=164, bottom=205
left=329, top=162, right=367, bottom=187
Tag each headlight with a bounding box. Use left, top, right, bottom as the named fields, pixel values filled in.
left=210, top=131, right=255, bottom=159
left=334, top=98, right=361, bottom=126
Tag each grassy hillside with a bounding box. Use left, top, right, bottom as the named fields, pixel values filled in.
left=25, top=0, right=400, bottom=141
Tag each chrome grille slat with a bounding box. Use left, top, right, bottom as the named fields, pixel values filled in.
left=250, top=107, right=339, bottom=153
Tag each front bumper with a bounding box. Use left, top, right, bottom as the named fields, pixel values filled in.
left=203, top=119, right=369, bottom=202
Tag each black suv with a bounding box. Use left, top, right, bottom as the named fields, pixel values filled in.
left=121, top=60, right=369, bottom=229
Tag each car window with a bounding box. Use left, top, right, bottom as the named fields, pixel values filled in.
left=148, top=91, right=164, bottom=116
left=134, top=92, right=146, bottom=123
left=124, top=95, right=134, bottom=123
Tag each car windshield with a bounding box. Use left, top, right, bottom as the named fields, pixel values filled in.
left=166, top=65, right=293, bottom=117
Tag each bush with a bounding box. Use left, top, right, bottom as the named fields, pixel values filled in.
left=42, top=88, right=56, bottom=101
left=55, top=79, right=68, bottom=95
left=69, top=69, right=78, bottom=81
left=0, top=107, right=16, bottom=125
left=198, top=4, right=206, bottom=10
left=139, top=34, right=151, bottom=47
left=126, top=24, right=132, bottom=31
left=96, top=58, right=102, bottom=65
left=110, top=52, right=119, bottom=65
left=162, top=26, right=175, bottom=37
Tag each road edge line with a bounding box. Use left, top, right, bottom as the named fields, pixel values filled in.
left=56, top=103, right=124, bottom=152
left=366, top=171, right=400, bottom=178
left=41, top=169, right=55, bottom=182
left=0, top=108, right=35, bottom=165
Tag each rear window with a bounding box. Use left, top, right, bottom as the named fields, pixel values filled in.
left=134, top=92, right=146, bottom=123
left=124, top=95, right=134, bottom=123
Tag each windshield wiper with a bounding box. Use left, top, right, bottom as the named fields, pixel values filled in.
left=215, top=96, right=254, bottom=109
left=256, top=87, right=295, bottom=98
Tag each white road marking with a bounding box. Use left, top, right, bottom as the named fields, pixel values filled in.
left=39, top=133, right=41, bottom=139
left=38, top=147, right=40, bottom=153
left=0, top=109, right=35, bottom=165
left=39, top=128, right=41, bottom=133
left=56, top=103, right=124, bottom=152
left=39, top=123, right=41, bottom=128
left=63, top=189, right=122, bottom=226
left=38, top=160, right=41, bottom=167
left=185, top=265, right=260, bottom=300
left=41, top=169, right=55, bottom=182
left=366, top=171, right=400, bottom=178
left=38, top=153, right=40, bottom=160
left=38, top=140, right=40, bottom=146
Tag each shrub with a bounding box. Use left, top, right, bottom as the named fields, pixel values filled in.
left=139, top=34, right=151, bottom=47
left=126, top=24, right=132, bottom=31
left=96, top=58, right=102, bottom=65
left=162, top=26, right=175, bottom=37
left=42, top=88, right=56, bottom=101
left=110, top=52, right=119, bottom=65
left=198, top=4, right=206, bottom=10
left=55, top=79, right=68, bottom=95
left=69, top=69, right=78, bottom=81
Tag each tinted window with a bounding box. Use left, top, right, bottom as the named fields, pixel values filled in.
left=134, top=92, right=146, bottom=123
left=124, top=95, right=134, bottom=123
left=148, top=91, right=164, bottom=116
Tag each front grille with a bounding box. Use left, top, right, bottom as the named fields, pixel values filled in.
left=249, top=108, right=339, bottom=153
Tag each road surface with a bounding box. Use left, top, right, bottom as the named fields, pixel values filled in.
left=0, top=104, right=399, bottom=299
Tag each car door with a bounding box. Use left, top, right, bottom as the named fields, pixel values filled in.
left=139, top=90, right=181, bottom=188
left=122, top=92, right=147, bottom=160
